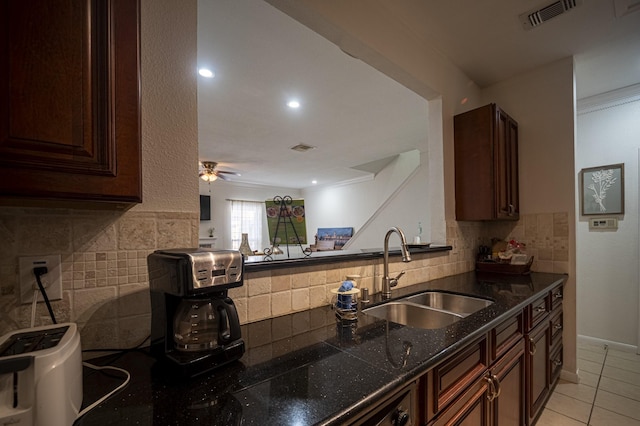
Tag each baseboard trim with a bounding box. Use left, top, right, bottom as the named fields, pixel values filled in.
left=560, top=369, right=580, bottom=384
left=578, top=334, right=638, bottom=353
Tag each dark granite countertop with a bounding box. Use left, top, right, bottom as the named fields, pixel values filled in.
left=74, top=271, right=566, bottom=426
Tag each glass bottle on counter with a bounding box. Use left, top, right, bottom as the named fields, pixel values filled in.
left=238, top=233, right=253, bottom=257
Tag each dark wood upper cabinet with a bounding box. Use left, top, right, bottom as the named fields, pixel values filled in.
left=454, top=104, right=519, bottom=221
left=0, top=0, right=141, bottom=208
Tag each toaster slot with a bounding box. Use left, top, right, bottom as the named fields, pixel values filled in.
left=0, top=326, right=69, bottom=355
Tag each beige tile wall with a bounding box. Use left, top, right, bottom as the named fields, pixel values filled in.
left=0, top=207, right=198, bottom=351
left=0, top=207, right=569, bottom=353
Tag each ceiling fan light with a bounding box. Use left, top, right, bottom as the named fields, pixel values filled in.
left=200, top=173, right=217, bottom=182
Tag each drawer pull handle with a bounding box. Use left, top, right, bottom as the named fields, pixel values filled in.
left=535, top=306, right=546, bottom=313
left=529, top=337, right=537, bottom=355
left=554, top=323, right=563, bottom=330
left=554, top=292, right=563, bottom=299
left=553, top=359, right=562, bottom=367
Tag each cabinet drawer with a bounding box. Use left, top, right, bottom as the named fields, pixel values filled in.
left=550, top=284, right=564, bottom=312
left=550, top=309, right=563, bottom=348
left=428, top=373, right=490, bottom=426
left=426, top=336, right=488, bottom=420
left=350, top=382, right=417, bottom=426
left=526, top=294, right=550, bottom=331
left=490, top=310, right=524, bottom=362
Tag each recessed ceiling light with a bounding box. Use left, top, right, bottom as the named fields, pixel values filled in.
left=287, top=100, right=300, bottom=109
left=312, top=180, right=317, bottom=185
left=198, top=68, right=214, bottom=78
left=290, top=144, right=316, bottom=152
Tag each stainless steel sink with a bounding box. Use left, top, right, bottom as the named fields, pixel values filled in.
left=363, top=302, right=461, bottom=329
left=401, top=291, right=493, bottom=317
left=362, top=291, right=493, bottom=329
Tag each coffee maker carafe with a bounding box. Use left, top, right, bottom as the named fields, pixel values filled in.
left=173, top=297, right=240, bottom=351
left=148, top=248, right=245, bottom=377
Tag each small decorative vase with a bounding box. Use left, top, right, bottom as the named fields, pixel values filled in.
left=238, top=233, right=253, bottom=257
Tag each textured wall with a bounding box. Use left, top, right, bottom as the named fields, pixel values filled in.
left=135, top=0, right=199, bottom=213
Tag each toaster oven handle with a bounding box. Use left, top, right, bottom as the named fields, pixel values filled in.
left=0, top=355, right=33, bottom=375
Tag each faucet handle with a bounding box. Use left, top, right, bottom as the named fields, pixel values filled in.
left=390, top=270, right=406, bottom=287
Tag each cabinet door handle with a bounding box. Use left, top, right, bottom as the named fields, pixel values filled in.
left=529, top=337, right=537, bottom=355
left=508, top=204, right=515, bottom=215
left=485, top=374, right=497, bottom=401
left=553, top=358, right=562, bottom=367
left=492, top=374, right=502, bottom=399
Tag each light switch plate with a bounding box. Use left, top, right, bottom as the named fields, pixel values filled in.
left=19, top=255, right=62, bottom=304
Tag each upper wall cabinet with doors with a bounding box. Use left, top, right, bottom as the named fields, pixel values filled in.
left=454, top=104, right=519, bottom=221
left=0, top=0, right=141, bottom=209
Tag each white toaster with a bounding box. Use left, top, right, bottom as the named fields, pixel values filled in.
left=0, top=323, right=83, bottom=426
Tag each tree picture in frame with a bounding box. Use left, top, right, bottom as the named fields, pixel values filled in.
left=580, top=163, right=624, bottom=216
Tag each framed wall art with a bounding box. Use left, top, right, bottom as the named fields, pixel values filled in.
left=579, top=163, right=624, bottom=215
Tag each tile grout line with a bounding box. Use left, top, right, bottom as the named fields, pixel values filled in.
left=586, top=344, right=608, bottom=425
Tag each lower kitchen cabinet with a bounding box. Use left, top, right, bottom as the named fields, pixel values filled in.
left=526, top=319, right=550, bottom=424
left=490, top=338, right=526, bottom=425
left=420, top=297, right=563, bottom=426
left=369, top=284, right=564, bottom=426
left=428, top=339, right=525, bottom=426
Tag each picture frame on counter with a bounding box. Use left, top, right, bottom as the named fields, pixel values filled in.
left=579, top=163, right=624, bottom=216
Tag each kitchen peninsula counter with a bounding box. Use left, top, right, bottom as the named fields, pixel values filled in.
left=74, top=271, right=566, bottom=425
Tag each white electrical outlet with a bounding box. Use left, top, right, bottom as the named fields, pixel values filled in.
left=19, top=255, right=63, bottom=304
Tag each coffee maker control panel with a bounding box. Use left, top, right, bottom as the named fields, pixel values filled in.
left=148, top=248, right=243, bottom=295
left=192, top=252, right=242, bottom=290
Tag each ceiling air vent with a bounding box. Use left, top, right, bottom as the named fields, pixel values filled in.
left=519, top=0, right=583, bottom=30
left=290, top=143, right=316, bottom=153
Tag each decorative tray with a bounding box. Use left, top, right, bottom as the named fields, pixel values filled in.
left=476, top=256, right=533, bottom=275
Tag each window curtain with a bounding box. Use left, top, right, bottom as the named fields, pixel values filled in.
left=230, top=200, right=263, bottom=251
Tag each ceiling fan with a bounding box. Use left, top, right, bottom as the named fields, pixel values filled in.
left=199, top=161, right=240, bottom=182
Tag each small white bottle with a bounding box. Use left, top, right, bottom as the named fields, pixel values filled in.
left=414, top=222, right=423, bottom=244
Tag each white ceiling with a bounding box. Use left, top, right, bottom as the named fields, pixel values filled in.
left=197, top=0, right=640, bottom=189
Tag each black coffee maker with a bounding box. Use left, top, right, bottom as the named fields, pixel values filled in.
left=148, top=248, right=245, bottom=377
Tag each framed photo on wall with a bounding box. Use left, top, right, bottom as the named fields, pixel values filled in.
left=579, top=163, right=624, bottom=215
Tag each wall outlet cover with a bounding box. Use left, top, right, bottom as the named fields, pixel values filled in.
left=19, top=255, right=63, bottom=304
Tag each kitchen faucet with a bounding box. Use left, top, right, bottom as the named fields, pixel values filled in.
left=382, top=227, right=412, bottom=299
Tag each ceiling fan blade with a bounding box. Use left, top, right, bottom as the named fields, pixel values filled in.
left=215, top=170, right=241, bottom=176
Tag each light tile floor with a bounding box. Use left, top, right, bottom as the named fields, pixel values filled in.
left=536, top=342, right=640, bottom=425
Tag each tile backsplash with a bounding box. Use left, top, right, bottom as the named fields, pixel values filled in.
left=0, top=207, right=569, bottom=353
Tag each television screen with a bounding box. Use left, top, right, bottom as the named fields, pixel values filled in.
left=200, top=195, right=211, bottom=221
